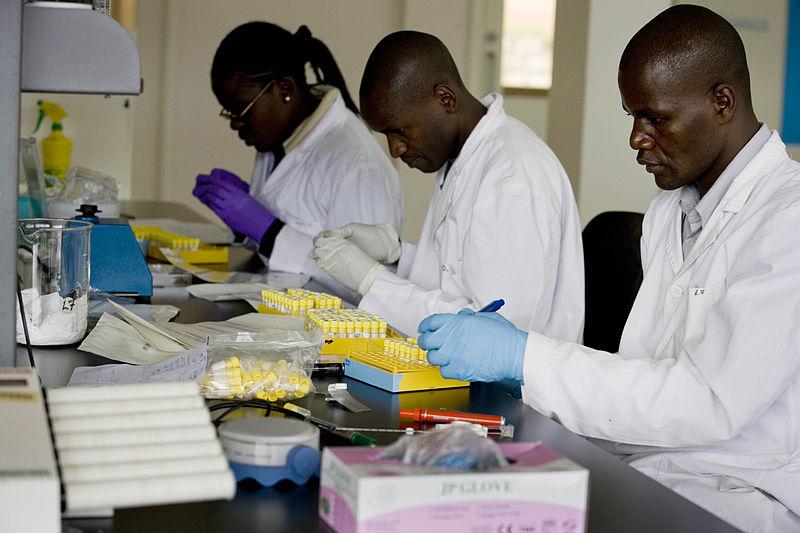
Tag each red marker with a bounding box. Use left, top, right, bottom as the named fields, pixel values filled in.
left=399, top=409, right=505, bottom=426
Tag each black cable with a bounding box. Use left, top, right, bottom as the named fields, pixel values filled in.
left=209, top=399, right=325, bottom=427
left=16, top=280, right=36, bottom=369
left=210, top=399, right=279, bottom=426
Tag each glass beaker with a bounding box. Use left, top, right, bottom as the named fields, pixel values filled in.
left=17, top=218, right=92, bottom=345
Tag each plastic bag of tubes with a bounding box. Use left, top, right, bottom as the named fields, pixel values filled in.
left=201, top=329, right=324, bottom=401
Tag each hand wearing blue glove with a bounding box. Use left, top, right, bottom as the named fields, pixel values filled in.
left=192, top=174, right=277, bottom=242
left=418, top=309, right=528, bottom=383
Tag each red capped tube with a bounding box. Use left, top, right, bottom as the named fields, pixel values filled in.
left=399, top=409, right=505, bottom=426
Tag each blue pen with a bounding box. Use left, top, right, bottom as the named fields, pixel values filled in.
left=478, top=299, right=505, bottom=313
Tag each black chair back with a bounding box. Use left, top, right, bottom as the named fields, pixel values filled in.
left=582, top=211, right=644, bottom=352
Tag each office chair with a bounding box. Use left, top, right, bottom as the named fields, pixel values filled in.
left=582, top=211, right=644, bottom=353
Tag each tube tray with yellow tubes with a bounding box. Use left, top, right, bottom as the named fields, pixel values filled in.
left=260, top=289, right=403, bottom=355
left=259, top=287, right=343, bottom=316
left=344, top=337, right=469, bottom=393
left=133, top=226, right=229, bottom=264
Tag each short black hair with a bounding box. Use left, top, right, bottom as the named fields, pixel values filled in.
left=360, top=30, right=465, bottom=104
left=619, top=4, right=751, bottom=105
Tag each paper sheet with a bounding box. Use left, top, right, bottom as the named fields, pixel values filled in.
left=88, top=300, right=180, bottom=323
left=186, top=283, right=269, bottom=302
left=159, top=247, right=312, bottom=287
left=128, top=218, right=231, bottom=245
left=78, top=313, right=183, bottom=364
left=186, top=284, right=282, bottom=310
left=107, top=301, right=187, bottom=352
left=158, top=248, right=269, bottom=284
left=155, top=313, right=306, bottom=347
left=68, top=345, right=208, bottom=386
left=78, top=310, right=307, bottom=364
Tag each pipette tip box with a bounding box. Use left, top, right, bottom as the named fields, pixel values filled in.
left=319, top=441, right=589, bottom=533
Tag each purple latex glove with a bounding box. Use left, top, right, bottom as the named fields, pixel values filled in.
left=195, top=179, right=277, bottom=242
left=193, top=168, right=249, bottom=208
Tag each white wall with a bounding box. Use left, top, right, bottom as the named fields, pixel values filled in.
left=550, top=0, right=668, bottom=226
left=20, top=93, right=135, bottom=198
left=504, top=94, right=549, bottom=139
left=130, top=0, right=166, bottom=200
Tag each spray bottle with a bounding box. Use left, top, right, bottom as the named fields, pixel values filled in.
left=34, top=100, right=73, bottom=182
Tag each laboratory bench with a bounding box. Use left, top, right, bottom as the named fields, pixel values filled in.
left=18, top=202, right=739, bottom=532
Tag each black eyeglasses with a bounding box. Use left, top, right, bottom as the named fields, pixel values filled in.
left=219, top=72, right=278, bottom=121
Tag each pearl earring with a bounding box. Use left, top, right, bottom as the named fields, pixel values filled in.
left=284, top=96, right=291, bottom=102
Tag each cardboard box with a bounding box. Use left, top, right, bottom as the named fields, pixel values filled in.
left=320, top=441, right=589, bottom=533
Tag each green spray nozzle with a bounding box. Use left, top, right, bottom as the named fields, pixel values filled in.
left=33, top=100, right=68, bottom=134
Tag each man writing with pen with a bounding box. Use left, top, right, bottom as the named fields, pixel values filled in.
left=311, top=31, right=585, bottom=341
left=416, top=7, right=800, bottom=531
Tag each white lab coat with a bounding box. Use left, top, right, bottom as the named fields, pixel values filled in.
left=359, top=93, right=584, bottom=339
left=249, top=90, right=403, bottom=299
left=520, top=131, right=800, bottom=532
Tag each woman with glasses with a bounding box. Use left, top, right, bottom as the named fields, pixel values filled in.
left=193, top=22, right=402, bottom=298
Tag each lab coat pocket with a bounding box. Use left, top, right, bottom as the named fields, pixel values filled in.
left=683, top=286, right=723, bottom=343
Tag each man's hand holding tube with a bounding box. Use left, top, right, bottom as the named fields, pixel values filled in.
left=418, top=309, right=528, bottom=382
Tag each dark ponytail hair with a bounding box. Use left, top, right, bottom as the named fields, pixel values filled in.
left=212, top=22, right=358, bottom=115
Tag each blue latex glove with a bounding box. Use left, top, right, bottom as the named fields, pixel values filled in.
left=418, top=309, right=528, bottom=382
left=192, top=178, right=276, bottom=242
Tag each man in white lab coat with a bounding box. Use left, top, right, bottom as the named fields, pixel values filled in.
left=312, top=31, right=585, bottom=340
left=416, top=5, right=800, bottom=532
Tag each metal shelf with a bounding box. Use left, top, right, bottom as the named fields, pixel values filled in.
left=22, top=2, right=141, bottom=94
left=0, top=0, right=142, bottom=366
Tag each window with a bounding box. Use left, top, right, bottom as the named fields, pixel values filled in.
left=501, top=0, right=557, bottom=93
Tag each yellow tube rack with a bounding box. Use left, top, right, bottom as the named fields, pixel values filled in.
left=345, top=337, right=469, bottom=393
left=258, top=288, right=403, bottom=355
left=133, top=226, right=229, bottom=264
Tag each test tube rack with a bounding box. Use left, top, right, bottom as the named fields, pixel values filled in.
left=344, top=337, right=469, bottom=393
left=260, top=290, right=403, bottom=355
left=133, top=226, right=229, bottom=264
left=259, top=288, right=342, bottom=317
left=306, top=308, right=407, bottom=356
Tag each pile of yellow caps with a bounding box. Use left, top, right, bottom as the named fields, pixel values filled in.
left=384, top=337, right=430, bottom=366
left=201, top=356, right=312, bottom=401
left=133, top=226, right=200, bottom=250
left=261, top=288, right=342, bottom=317
left=306, top=308, right=388, bottom=339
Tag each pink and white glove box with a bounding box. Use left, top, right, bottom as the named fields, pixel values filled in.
left=319, top=441, right=589, bottom=533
